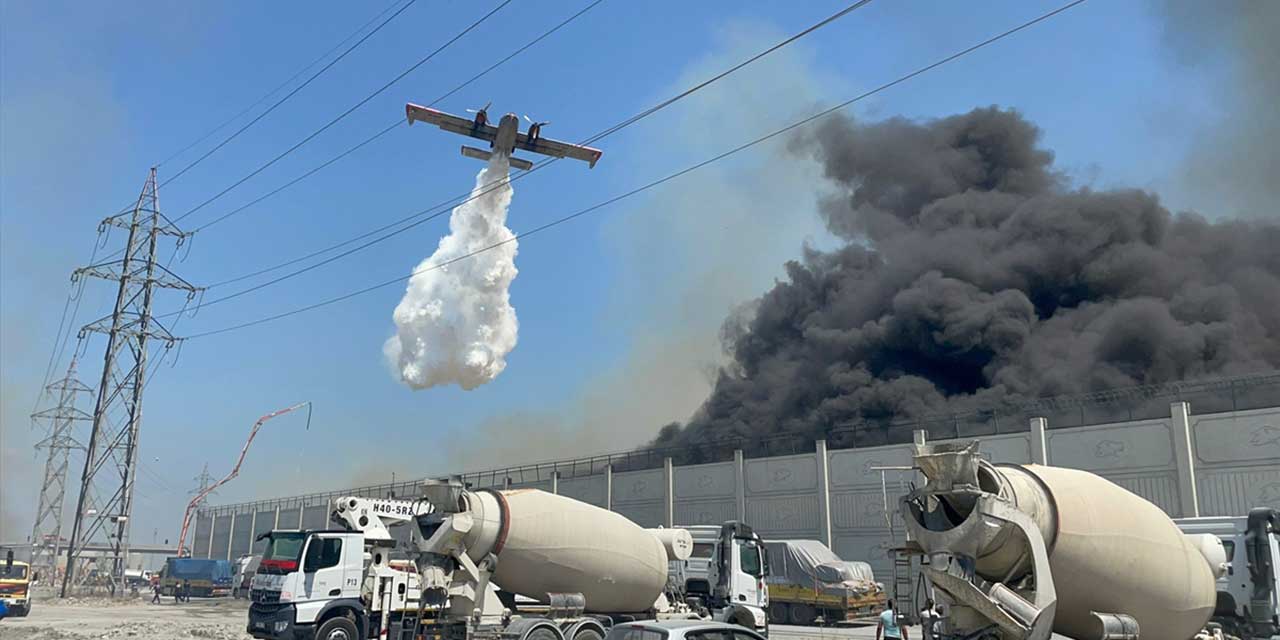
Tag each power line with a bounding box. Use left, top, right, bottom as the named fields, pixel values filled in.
left=171, top=0, right=876, bottom=312
left=171, top=0, right=515, bottom=224
left=182, top=0, right=1089, bottom=340
left=190, top=0, right=609, bottom=234
left=162, top=0, right=418, bottom=187
left=32, top=231, right=109, bottom=418
left=156, top=0, right=411, bottom=169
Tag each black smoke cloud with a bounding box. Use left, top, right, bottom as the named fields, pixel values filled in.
left=654, top=107, right=1280, bottom=449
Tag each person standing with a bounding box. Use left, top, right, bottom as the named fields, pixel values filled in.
left=877, top=599, right=908, bottom=640
left=151, top=579, right=162, bottom=604
left=919, top=599, right=941, bottom=640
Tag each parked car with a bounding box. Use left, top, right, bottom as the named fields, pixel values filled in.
left=605, top=620, right=767, bottom=640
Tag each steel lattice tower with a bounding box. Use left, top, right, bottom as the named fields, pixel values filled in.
left=29, top=358, right=94, bottom=583
left=61, top=168, right=201, bottom=596
left=190, top=463, right=216, bottom=508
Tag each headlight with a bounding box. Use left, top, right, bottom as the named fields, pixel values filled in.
left=274, top=621, right=290, bottom=633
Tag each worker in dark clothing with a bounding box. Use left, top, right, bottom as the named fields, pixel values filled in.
left=151, top=580, right=162, bottom=604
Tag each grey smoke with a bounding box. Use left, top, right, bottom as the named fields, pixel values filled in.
left=654, top=107, right=1280, bottom=449
left=1156, top=0, right=1280, bottom=219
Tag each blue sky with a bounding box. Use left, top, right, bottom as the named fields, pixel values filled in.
left=0, top=0, right=1224, bottom=544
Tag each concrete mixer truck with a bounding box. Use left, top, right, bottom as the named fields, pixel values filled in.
left=407, top=479, right=769, bottom=640
left=248, top=483, right=769, bottom=640
left=894, top=432, right=1279, bottom=640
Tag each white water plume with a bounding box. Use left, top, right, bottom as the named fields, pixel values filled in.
left=384, top=154, right=518, bottom=390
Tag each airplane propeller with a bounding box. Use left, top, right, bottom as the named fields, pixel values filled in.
left=466, top=101, right=492, bottom=114
left=523, top=114, right=550, bottom=127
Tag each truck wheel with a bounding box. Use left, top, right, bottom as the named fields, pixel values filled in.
left=574, top=628, right=603, bottom=640
left=316, top=616, right=359, bottom=640
left=12, top=604, right=29, bottom=617
left=768, top=602, right=789, bottom=625
left=788, top=603, right=816, bottom=625
left=525, top=628, right=561, bottom=640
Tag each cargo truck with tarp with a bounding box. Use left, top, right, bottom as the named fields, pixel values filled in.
left=161, top=557, right=233, bottom=597
left=761, top=539, right=884, bottom=625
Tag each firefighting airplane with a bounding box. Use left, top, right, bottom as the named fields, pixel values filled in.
left=405, top=102, right=603, bottom=170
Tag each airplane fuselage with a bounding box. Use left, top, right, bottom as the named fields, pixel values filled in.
left=489, top=113, right=520, bottom=156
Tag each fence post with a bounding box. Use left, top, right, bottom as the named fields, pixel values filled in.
left=551, top=470, right=560, bottom=495
left=816, top=439, right=833, bottom=546
left=226, top=512, right=236, bottom=562
left=206, top=512, right=216, bottom=559
left=734, top=449, right=746, bottom=522
left=1029, top=417, right=1049, bottom=465
left=1170, top=401, right=1200, bottom=518
left=664, top=457, right=675, bottom=527
left=605, top=464, right=614, bottom=511
left=247, top=510, right=257, bottom=557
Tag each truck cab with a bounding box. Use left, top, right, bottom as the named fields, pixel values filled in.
left=249, top=529, right=421, bottom=640
left=0, top=554, right=31, bottom=618
left=1175, top=508, right=1280, bottom=640
left=670, top=522, right=770, bottom=632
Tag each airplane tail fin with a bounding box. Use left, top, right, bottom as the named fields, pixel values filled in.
left=461, top=146, right=533, bottom=171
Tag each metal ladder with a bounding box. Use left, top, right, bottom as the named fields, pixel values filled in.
left=870, top=465, right=919, bottom=624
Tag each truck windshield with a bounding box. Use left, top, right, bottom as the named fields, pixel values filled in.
left=0, top=565, right=27, bottom=580
left=260, top=533, right=306, bottom=574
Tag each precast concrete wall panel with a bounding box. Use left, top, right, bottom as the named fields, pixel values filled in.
left=1046, top=419, right=1184, bottom=515
left=744, top=454, right=819, bottom=538
left=612, top=468, right=665, bottom=527
left=278, top=507, right=301, bottom=530
left=301, top=505, right=328, bottom=530
left=674, top=461, right=736, bottom=527
left=509, top=479, right=553, bottom=492
left=1193, top=406, right=1280, bottom=515
left=252, top=510, right=276, bottom=554
left=193, top=512, right=212, bottom=559
left=210, top=515, right=232, bottom=561
left=833, top=532, right=898, bottom=580
left=558, top=475, right=607, bottom=506
left=231, top=513, right=254, bottom=558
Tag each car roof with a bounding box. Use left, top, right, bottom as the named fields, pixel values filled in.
left=614, top=620, right=755, bottom=632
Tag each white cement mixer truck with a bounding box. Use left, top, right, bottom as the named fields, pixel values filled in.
left=248, top=483, right=768, bottom=640
left=408, top=480, right=769, bottom=640
left=895, top=432, right=1280, bottom=640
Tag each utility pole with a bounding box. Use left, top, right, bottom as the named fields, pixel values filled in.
left=30, top=358, right=94, bottom=584
left=61, top=168, right=201, bottom=596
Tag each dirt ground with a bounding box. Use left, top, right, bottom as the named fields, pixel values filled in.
left=0, top=595, right=894, bottom=640
left=0, top=595, right=253, bottom=640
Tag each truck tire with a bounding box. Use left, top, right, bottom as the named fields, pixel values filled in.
left=768, top=602, right=789, bottom=625
left=316, top=616, right=359, bottom=640
left=11, top=604, right=29, bottom=617
left=525, top=627, right=561, bottom=640
left=788, top=603, right=816, bottom=625
left=574, top=628, right=604, bottom=640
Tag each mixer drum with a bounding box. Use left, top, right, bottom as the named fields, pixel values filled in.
left=989, top=465, right=1216, bottom=640
left=487, top=489, right=670, bottom=613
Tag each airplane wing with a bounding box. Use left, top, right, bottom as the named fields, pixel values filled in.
left=514, top=133, right=603, bottom=168
left=406, top=103, right=497, bottom=143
